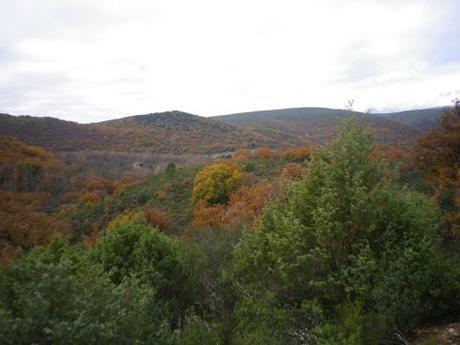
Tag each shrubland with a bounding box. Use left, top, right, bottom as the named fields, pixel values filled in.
left=1, top=105, right=460, bottom=344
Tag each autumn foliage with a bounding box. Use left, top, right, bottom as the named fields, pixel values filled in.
left=0, top=137, right=72, bottom=264
left=0, top=136, right=67, bottom=192
left=77, top=178, right=132, bottom=206
left=191, top=202, right=226, bottom=230
left=2, top=114, right=460, bottom=345
left=86, top=177, right=131, bottom=195
left=0, top=191, right=70, bottom=265
left=281, top=163, right=306, bottom=180
left=283, top=146, right=312, bottom=162
left=415, top=101, right=460, bottom=243
left=225, top=181, right=281, bottom=226
left=231, top=149, right=252, bottom=162
left=0, top=111, right=282, bottom=154
left=255, top=146, right=278, bottom=159
left=82, top=223, right=102, bottom=247
left=144, top=206, right=172, bottom=232
left=192, top=162, right=243, bottom=206
left=79, top=191, right=101, bottom=206
left=415, top=101, right=460, bottom=186
left=192, top=180, right=281, bottom=230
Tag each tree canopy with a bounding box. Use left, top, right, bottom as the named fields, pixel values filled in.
left=192, top=162, right=243, bottom=206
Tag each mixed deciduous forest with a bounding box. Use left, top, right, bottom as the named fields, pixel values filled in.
left=0, top=102, right=459, bottom=344
left=0, top=107, right=443, bottom=154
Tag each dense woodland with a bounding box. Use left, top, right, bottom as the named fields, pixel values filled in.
left=0, top=103, right=459, bottom=344
left=0, top=107, right=443, bottom=154
left=0, top=111, right=278, bottom=154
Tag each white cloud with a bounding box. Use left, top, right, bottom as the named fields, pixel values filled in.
left=0, top=0, right=459, bottom=122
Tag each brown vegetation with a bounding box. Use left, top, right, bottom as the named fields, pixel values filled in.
left=144, top=206, right=172, bottom=232
left=0, top=111, right=280, bottom=154
left=414, top=101, right=460, bottom=244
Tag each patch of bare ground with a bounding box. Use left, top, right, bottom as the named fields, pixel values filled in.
left=410, top=323, right=460, bottom=345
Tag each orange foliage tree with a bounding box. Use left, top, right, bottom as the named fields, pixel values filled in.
left=414, top=100, right=460, bottom=243
left=79, top=191, right=101, bottom=206
left=191, top=202, right=225, bottom=230
left=78, top=177, right=132, bottom=206
left=0, top=191, right=70, bottom=265
left=231, top=149, right=252, bottom=162
left=224, top=181, right=281, bottom=227
left=283, top=146, right=312, bottom=162
left=191, top=180, right=282, bottom=230
left=0, top=137, right=73, bottom=264
left=256, top=147, right=278, bottom=159
left=144, top=206, right=172, bottom=232
left=85, top=177, right=131, bottom=196
left=281, top=163, right=306, bottom=181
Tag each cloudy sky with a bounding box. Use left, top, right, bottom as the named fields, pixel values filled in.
left=1, top=0, right=459, bottom=122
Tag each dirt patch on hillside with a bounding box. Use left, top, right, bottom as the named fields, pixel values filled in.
left=411, top=323, right=460, bottom=345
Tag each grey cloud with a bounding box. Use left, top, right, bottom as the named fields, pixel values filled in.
left=0, top=46, right=16, bottom=65
left=0, top=0, right=113, bottom=42
left=0, top=0, right=459, bottom=120
left=0, top=70, right=70, bottom=112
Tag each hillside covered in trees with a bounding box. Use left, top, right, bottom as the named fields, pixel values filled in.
left=0, top=107, right=443, bottom=155
left=0, top=102, right=459, bottom=344
left=214, top=107, right=443, bottom=146
left=0, top=111, right=277, bottom=154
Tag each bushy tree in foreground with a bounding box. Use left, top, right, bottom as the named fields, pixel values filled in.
left=0, top=238, right=170, bottom=345
left=234, top=117, right=459, bottom=344
left=92, top=214, right=190, bottom=325
left=0, top=214, right=220, bottom=345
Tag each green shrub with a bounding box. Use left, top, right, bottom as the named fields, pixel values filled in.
left=0, top=238, right=171, bottom=345
left=93, top=216, right=185, bottom=313
left=234, top=117, right=458, bottom=343
left=242, top=161, right=256, bottom=172
left=175, top=314, right=220, bottom=345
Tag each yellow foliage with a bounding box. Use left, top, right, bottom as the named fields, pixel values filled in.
left=157, top=182, right=172, bottom=200
left=107, top=210, right=144, bottom=230
left=158, top=190, right=168, bottom=200
left=192, top=162, right=243, bottom=206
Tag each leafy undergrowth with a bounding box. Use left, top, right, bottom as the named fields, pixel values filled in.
left=62, top=165, right=200, bottom=238
left=62, top=149, right=306, bottom=240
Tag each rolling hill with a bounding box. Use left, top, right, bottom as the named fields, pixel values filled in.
left=212, top=107, right=444, bottom=146
left=0, top=111, right=279, bottom=154
left=375, top=107, right=444, bottom=131
left=0, top=107, right=444, bottom=154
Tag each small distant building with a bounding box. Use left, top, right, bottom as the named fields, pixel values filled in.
left=212, top=151, right=233, bottom=160
left=132, top=162, right=145, bottom=169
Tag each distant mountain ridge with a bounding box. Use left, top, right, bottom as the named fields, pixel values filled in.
left=0, top=107, right=444, bottom=154
left=374, top=107, right=443, bottom=131
left=212, top=107, right=444, bottom=145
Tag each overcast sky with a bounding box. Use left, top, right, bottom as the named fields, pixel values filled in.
left=1, top=0, right=459, bottom=122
